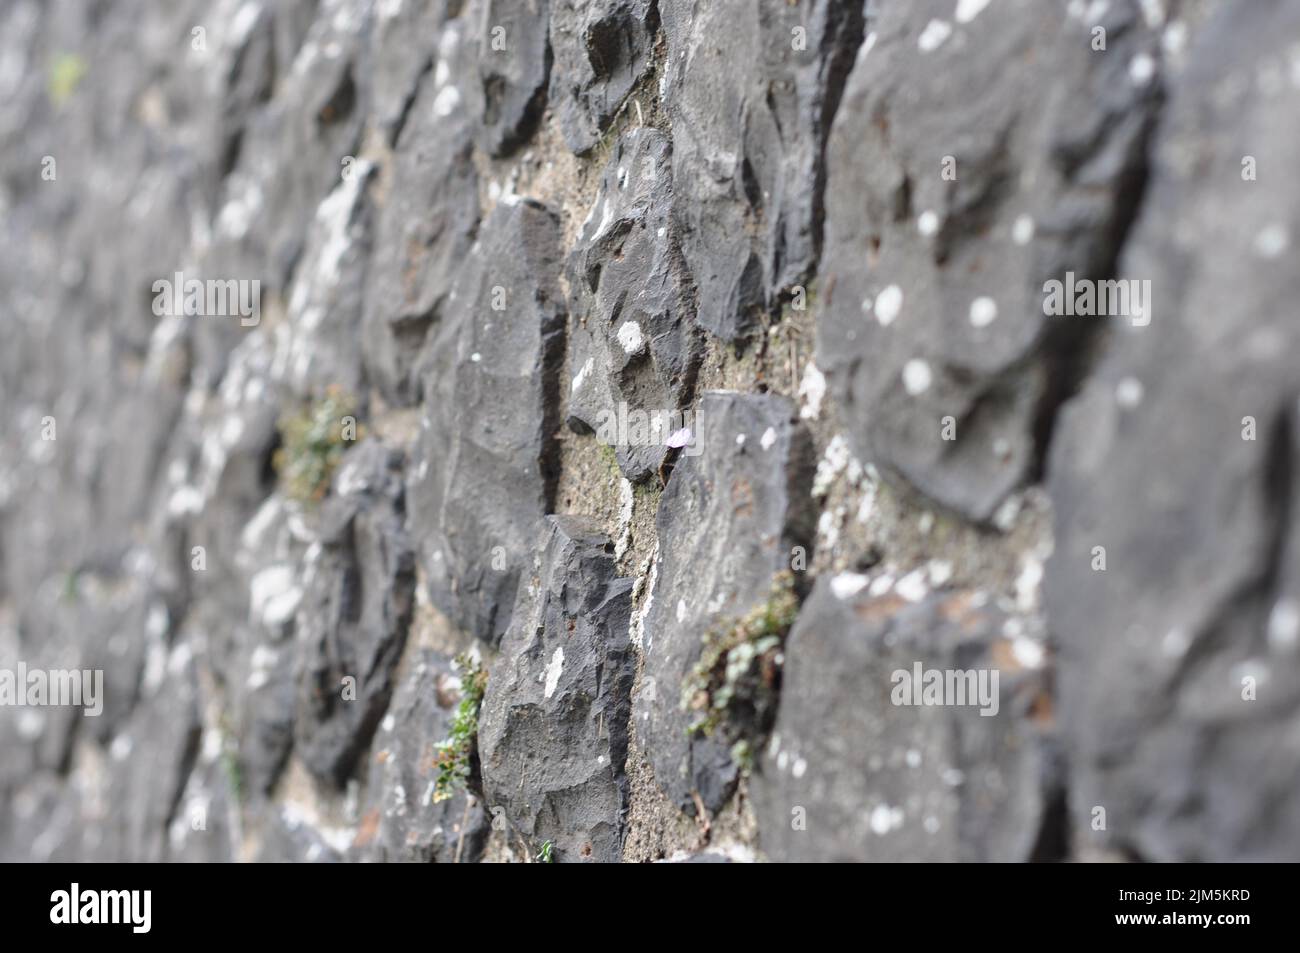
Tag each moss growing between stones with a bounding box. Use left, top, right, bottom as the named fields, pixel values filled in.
left=432, top=653, right=488, bottom=804
left=48, top=53, right=87, bottom=108
left=681, top=571, right=800, bottom=748
left=273, top=387, right=361, bottom=503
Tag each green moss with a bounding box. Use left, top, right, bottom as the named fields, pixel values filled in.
left=62, top=570, right=80, bottom=604
left=597, top=440, right=619, bottom=476
left=535, top=840, right=554, bottom=863
left=432, top=653, right=488, bottom=804
left=273, top=387, right=361, bottom=504
left=217, top=719, right=242, bottom=803
left=48, top=54, right=87, bottom=108
left=681, top=570, right=800, bottom=741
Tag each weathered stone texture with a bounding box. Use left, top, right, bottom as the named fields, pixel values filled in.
left=2, top=0, right=1297, bottom=864
left=478, top=516, right=635, bottom=862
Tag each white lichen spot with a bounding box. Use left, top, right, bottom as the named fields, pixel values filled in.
left=1011, top=636, right=1045, bottom=670
left=812, top=434, right=851, bottom=497
left=902, top=358, right=933, bottom=396
left=616, top=320, right=645, bottom=354
left=1129, top=52, right=1156, bottom=86
left=917, top=210, right=940, bottom=236
left=870, top=804, right=906, bottom=834
left=1162, top=21, right=1188, bottom=55
left=1268, top=598, right=1300, bottom=652
left=798, top=361, right=826, bottom=420
left=249, top=565, right=301, bottom=629
left=969, top=296, right=998, bottom=328
left=615, top=478, right=635, bottom=561
left=1012, top=214, right=1035, bottom=245
left=817, top=509, right=840, bottom=551
left=1253, top=223, right=1290, bottom=259
left=432, top=84, right=460, bottom=117
left=927, top=559, right=953, bottom=586
left=831, top=573, right=869, bottom=600
left=918, top=19, right=953, bottom=52
left=760, top=426, right=777, bottom=451
left=1137, top=0, right=1166, bottom=28
left=895, top=569, right=929, bottom=603
left=1115, top=376, right=1144, bottom=409
left=874, top=284, right=903, bottom=326
left=1015, top=556, right=1044, bottom=611
left=542, top=647, right=564, bottom=700
left=955, top=0, right=991, bottom=23
left=1161, top=626, right=1190, bottom=658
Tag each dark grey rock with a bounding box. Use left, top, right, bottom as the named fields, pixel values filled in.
left=549, top=0, right=657, bottom=154
left=371, top=0, right=458, bottom=145
left=166, top=750, right=238, bottom=863
left=478, top=0, right=551, bottom=157
left=279, top=156, right=375, bottom=397
left=816, top=0, right=1160, bottom=521
left=1045, top=0, right=1300, bottom=862
left=255, top=805, right=343, bottom=863
left=754, top=578, right=1057, bottom=862
left=294, top=440, right=416, bottom=787
left=104, top=644, right=204, bottom=861
left=407, top=198, right=566, bottom=646
left=205, top=0, right=372, bottom=290
left=635, top=392, right=815, bottom=815
left=565, top=127, right=702, bottom=482
left=662, top=0, right=864, bottom=340
left=352, top=650, right=490, bottom=863
left=478, top=516, right=635, bottom=862
left=363, top=18, right=481, bottom=406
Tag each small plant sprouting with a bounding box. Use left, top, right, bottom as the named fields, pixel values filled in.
left=681, top=571, right=800, bottom=743
left=536, top=840, right=554, bottom=863
left=273, top=386, right=361, bottom=504
left=432, top=653, right=488, bottom=804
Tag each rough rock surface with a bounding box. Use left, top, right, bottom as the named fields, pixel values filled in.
left=406, top=198, right=566, bottom=647
left=753, top=578, right=1058, bottom=862
left=1045, top=0, right=1300, bottom=862
left=478, top=516, right=635, bottom=862
left=352, top=650, right=490, bottom=864
left=363, top=17, right=481, bottom=406
left=293, top=440, right=416, bottom=787
left=635, top=392, right=814, bottom=815
left=3, top=0, right=1299, bottom=863
left=549, top=0, right=658, bottom=155
left=817, top=0, right=1158, bottom=521
left=565, top=126, right=701, bottom=482
left=662, top=0, right=864, bottom=341
left=478, top=0, right=552, bottom=157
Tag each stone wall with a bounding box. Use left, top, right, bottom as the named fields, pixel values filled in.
left=2, top=0, right=1298, bottom=862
